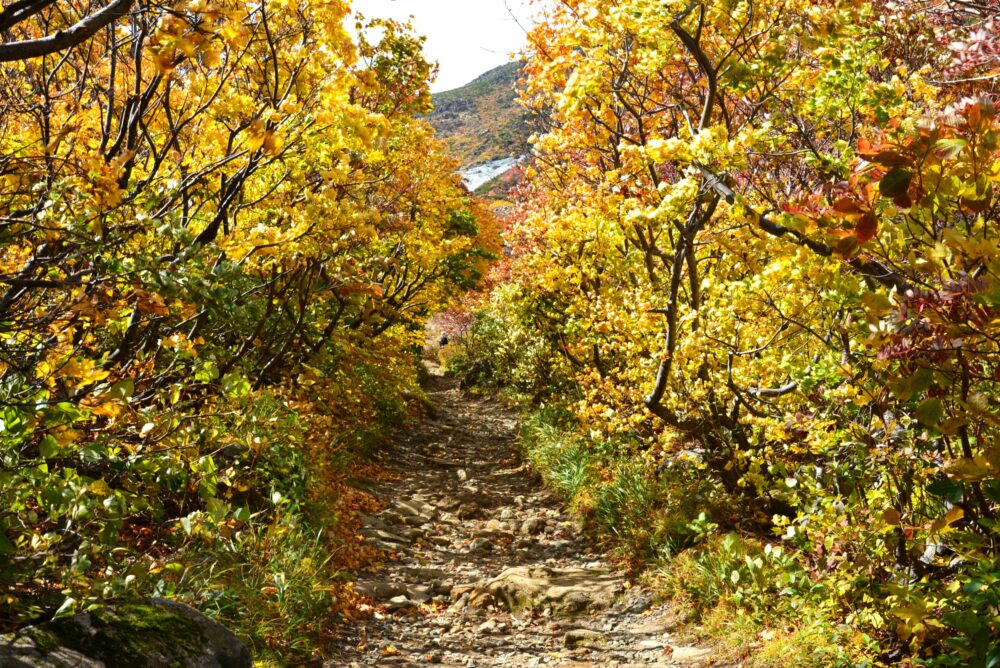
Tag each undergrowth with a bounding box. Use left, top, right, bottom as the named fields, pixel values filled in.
left=515, top=405, right=881, bottom=666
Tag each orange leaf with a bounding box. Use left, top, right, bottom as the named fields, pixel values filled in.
left=832, top=198, right=864, bottom=215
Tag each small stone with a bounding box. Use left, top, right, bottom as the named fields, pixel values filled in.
left=379, top=509, right=407, bottom=525
left=499, top=508, right=515, bottom=520
left=387, top=595, right=415, bottom=611
left=477, top=619, right=498, bottom=634
left=457, top=469, right=468, bottom=481
left=637, top=639, right=663, bottom=650
left=520, top=518, right=546, bottom=535
left=448, top=592, right=470, bottom=612
left=437, top=496, right=462, bottom=511
left=368, top=529, right=410, bottom=545
left=469, top=537, right=491, bottom=552
left=451, top=584, right=476, bottom=599
left=457, top=504, right=483, bottom=520
left=407, top=585, right=432, bottom=603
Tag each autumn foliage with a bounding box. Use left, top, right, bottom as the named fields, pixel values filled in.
left=0, top=0, right=495, bottom=657
left=452, top=0, right=1000, bottom=663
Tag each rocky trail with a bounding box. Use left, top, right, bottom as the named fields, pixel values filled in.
left=328, top=370, right=721, bottom=667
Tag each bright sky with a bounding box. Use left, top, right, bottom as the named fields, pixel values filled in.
left=349, top=0, right=539, bottom=92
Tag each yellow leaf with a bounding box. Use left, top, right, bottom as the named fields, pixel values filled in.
left=882, top=508, right=901, bottom=526
left=90, top=479, right=112, bottom=497
left=945, top=507, right=964, bottom=526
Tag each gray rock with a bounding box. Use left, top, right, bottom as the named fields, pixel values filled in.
left=468, top=566, right=625, bottom=614
left=394, top=500, right=438, bottom=522
left=386, top=595, right=417, bottom=611
left=468, top=537, right=491, bottom=552
left=407, top=585, right=433, bottom=603
left=0, top=598, right=251, bottom=668
left=564, top=629, right=608, bottom=649
left=364, top=529, right=410, bottom=546
left=354, top=580, right=409, bottom=601
left=669, top=646, right=714, bottom=663
left=627, top=621, right=669, bottom=635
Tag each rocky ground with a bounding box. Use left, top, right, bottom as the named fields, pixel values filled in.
left=327, top=370, right=721, bottom=668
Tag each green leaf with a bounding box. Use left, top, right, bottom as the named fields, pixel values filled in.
left=38, top=435, right=59, bottom=459
left=879, top=167, right=912, bottom=199
left=108, top=379, right=134, bottom=401
left=221, top=373, right=251, bottom=398
left=927, top=476, right=964, bottom=503
left=915, top=397, right=944, bottom=427
left=942, top=609, right=984, bottom=637
left=53, top=597, right=77, bottom=619
left=0, top=530, right=15, bottom=554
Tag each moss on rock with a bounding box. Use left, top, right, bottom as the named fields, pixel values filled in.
left=3, top=599, right=251, bottom=668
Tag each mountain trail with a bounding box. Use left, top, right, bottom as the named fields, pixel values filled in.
left=327, top=367, right=723, bottom=667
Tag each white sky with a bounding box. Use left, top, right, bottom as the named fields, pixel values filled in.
left=349, top=0, right=539, bottom=92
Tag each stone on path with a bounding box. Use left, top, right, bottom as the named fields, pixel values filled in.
left=467, top=566, right=625, bottom=614
left=325, top=366, right=719, bottom=667
left=565, top=629, right=609, bottom=649
left=668, top=646, right=714, bottom=664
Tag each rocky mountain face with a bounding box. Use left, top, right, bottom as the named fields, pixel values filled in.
left=425, top=61, right=534, bottom=197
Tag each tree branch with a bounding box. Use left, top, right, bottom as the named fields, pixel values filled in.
left=0, top=0, right=135, bottom=62
left=0, top=0, right=55, bottom=32
left=697, top=165, right=913, bottom=294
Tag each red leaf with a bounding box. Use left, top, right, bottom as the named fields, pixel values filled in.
left=871, top=151, right=910, bottom=168
left=855, top=212, right=879, bottom=244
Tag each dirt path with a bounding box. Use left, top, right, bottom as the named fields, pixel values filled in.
left=328, top=370, right=718, bottom=667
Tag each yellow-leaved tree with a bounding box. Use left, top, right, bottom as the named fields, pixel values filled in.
left=0, top=0, right=497, bottom=656
left=463, top=0, right=1000, bottom=661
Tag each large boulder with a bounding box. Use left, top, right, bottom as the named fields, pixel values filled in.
left=460, top=566, right=625, bottom=615
left=0, top=598, right=251, bottom=668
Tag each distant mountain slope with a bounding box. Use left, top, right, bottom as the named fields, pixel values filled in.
left=426, top=61, right=533, bottom=170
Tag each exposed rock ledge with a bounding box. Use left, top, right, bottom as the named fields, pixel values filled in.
left=0, top=598, right=251, bottom=668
